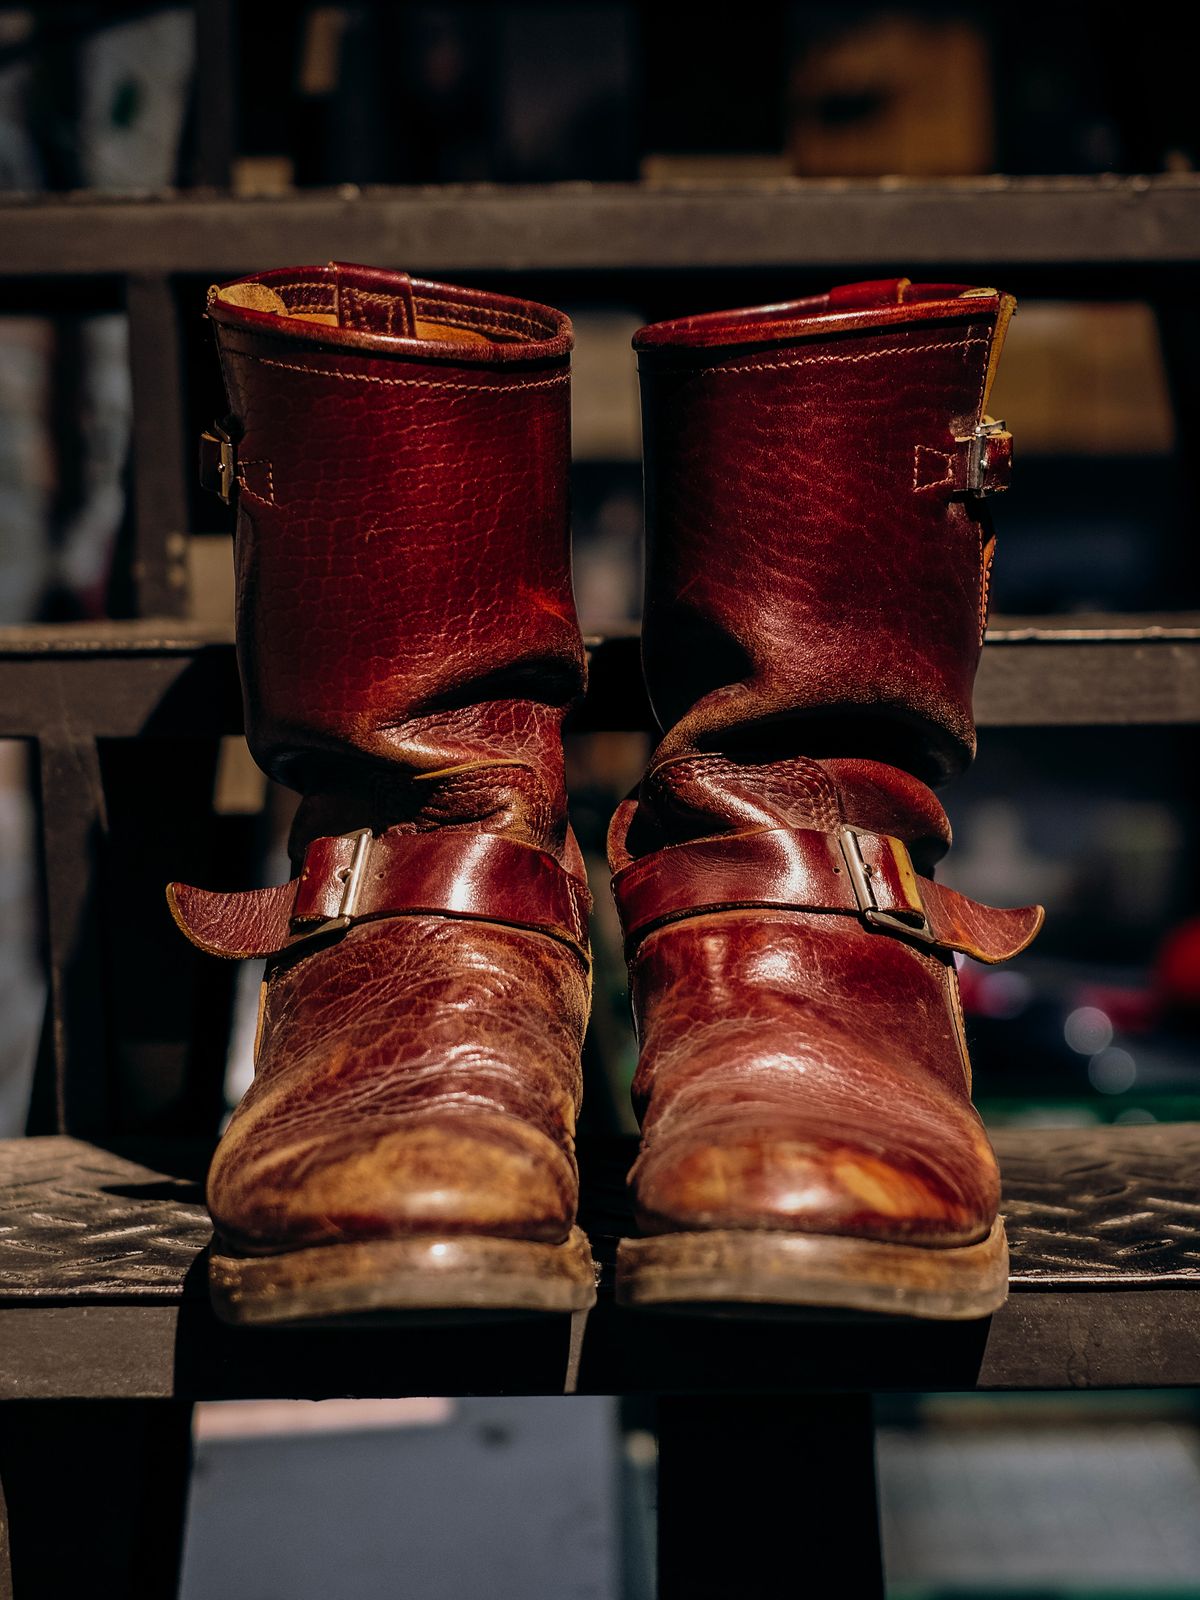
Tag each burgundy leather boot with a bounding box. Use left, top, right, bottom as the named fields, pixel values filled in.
left=610, top=278, right=1043, bottom=1319
left=169, top=264, right=596, bottom=1323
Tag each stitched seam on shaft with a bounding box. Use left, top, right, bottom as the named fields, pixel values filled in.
left=243, top=352, right=569, bottom=392
left=913, top=444, right=954, bottom=492
left=237, top=457, right=275, bottom=503
left=980, top=541, right=995, bottom=646
left=652, top=335, right=990, bottom=379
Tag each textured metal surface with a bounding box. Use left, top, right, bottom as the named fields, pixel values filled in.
left=3, top=1128, right=1199, bottom=1304
left=996, top=1124, right=1200, bottom=1288
left=1, top=1132, right=1198, bottom=1397
left=0, top=1138, right=209, bottom=1301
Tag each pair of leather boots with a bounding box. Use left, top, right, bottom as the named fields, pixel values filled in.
left=171, top=264, right=1042, bottom=1326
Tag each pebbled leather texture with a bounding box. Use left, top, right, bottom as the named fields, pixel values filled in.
left=209, top=914, right=589, bottom=1254
left=185, top=263, right=590, bottom=1257
left=635, top=277, right=1014, bottom=785
left=613, top=280, right=1040, bottom=1256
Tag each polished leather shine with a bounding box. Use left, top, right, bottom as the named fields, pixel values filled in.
left=171, top=826, right=591, bottom=960
left=614, top=279, right=1040, bottom=1259
left=636, top=277, right=1014, bottom=784
left=612, top=822, right=1041, bottom=963
left=173, top=264, right=591, bottom=1263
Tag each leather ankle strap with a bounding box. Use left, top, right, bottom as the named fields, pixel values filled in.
left=168, top=826, right=591, bottom=961
left=611, top=824, right=1042, bottom=964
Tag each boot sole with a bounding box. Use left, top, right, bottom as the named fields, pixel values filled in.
left=615, top=1218, right=1008, bottom=1321
left=210, top=1227, right=598, bottom=1326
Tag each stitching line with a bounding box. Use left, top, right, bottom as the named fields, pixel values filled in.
left=343, top=289, right=402, bottom=337
left=244, top=352, right=569, bottom=392
left=238, top=457, right=275, bottom=504
left=419, top=299, right=556, bottom=339
left=652, top=335, right=990, bottom=379
left=913, top=444, right=954, bottom=492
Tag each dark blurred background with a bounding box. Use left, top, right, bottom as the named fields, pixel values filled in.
left=1, top=5, right=1198, bottom=1598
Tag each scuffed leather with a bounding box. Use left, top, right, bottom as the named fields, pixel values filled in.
left=188, top=265, right=590, bottom=1254
left=209, top=915, right=589, bottom=1253
left=623, top=907, right=998, bottom=1244
left=614, top=281, right=1039, bottom=1253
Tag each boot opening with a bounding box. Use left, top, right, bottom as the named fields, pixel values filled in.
left=213, top=277, right=493, bottom=345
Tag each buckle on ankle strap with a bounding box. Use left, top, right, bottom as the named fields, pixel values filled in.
left=286, top=827, right=372, bottom=950
left=168, top=826, right=592, bottom=962
left=837, top=826, right=936, bottom=947
left=612, top=823, right=1043, bottom=964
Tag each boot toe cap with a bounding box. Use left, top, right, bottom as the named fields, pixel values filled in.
left=209, top=1111, right=578, bottom=1253
left=633, top=1119, right=998, bottom=1246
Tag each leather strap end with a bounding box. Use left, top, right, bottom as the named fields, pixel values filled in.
left=929, top=892, right=1044, bottom=965
left=166, top=880, right=293, bottom=960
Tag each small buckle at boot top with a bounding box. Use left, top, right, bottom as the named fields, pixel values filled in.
left=958, top=417, right=1012, bottom=497
left=199, top=423, right=238, bottom=503
left=838, top=826, right=937, bottom=946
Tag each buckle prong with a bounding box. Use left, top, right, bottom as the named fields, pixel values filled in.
left=838, top=826, right=936, bottom=946
left=286, top=828, right=373, bottom=951
left=958, top=416, right=1010, bottom=497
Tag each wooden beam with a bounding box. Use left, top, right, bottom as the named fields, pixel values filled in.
left=1, top=177, right=1199, bottom=277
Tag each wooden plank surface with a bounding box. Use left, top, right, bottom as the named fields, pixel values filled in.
left=1, top=177, right=1198, bottom=277
left=0, top=616, right=1197, bottom=736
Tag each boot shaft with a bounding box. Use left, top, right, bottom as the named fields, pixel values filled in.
left=635, top=277, right=1014, bottom=785
left=204, top=263, right=584, bottom=854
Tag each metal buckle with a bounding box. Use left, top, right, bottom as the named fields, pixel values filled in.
left=286, top=828, right=373, bottom=950
left=201, top=427, right=239, bottom=504
left=837, top=826, right=936, bottom=945
left=963, top=417, right=1009, bottom=497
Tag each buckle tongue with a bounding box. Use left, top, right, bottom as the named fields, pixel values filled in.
left=286, top=828, right=373, bottom=950
left=838, top=826, right=937, bottom=946
left=960, top=416, right=1011, bottom=497
left=199, top=423, right=239, bottom=503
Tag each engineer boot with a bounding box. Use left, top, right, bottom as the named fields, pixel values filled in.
left=611, top=279, right=1043, bottom=1319
left=170, top=264, right=596, bottom=1323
